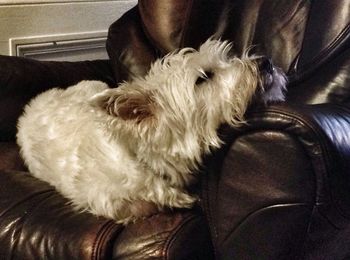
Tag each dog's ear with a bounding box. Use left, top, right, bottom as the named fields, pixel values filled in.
left=115, top=90, right=155, bottom=122
left=90, top=88, right=155, bottom=122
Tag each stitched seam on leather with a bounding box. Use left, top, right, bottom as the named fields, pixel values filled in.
left=162, top=214, right=197, bottom=260
left=91, top=220, right=123, bottom=260
left=202, top=173, right=219, bottom=258
left=299, top=203, right=322, bottom=259
left=293, top=24, right=350, bottom=83
left=297, top=23, right=350, bottom=74
left=180, top=0, right=194, bottom=48
left=222, top=203, right=312, bottom=245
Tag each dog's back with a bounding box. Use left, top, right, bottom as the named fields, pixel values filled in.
left=17, top=80, right=169, bottom=223
left=17, top=81, right=117, bottom=200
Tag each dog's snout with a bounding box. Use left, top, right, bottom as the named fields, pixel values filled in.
left=257, top=57, right=273, bottom=74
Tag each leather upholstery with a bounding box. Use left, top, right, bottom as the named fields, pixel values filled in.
left=0, top=57, right=115, bottom=141
left=202, top=103, right=350, bottom=258
left=112, top=210, right=213, bottom=259
left=0, top=169, right=122, bottom=259
left=0, top=168, right=213, bottom=260
left=0, top=0, right=349, bottom=259
left=107, top=0, right=311, bottom=83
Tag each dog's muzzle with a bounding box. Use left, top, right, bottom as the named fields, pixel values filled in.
left=256, top=57, right=274, bottom=89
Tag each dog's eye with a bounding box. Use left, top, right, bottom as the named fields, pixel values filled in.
left=195, top=70, right=214, bottom=85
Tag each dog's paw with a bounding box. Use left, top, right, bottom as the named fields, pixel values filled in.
left=169, top=192, right=198, bottom=209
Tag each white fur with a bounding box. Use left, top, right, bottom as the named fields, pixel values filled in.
left=17, top=39, right=287, bottom=224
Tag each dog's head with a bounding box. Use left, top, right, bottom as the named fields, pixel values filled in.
left=90, top=39, right=287, bottom=163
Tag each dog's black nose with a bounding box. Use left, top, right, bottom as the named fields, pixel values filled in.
left=257, top=57, right=274, bottom=74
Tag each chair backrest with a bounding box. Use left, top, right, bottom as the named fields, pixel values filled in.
left=106, top=0, right=350, bottom=104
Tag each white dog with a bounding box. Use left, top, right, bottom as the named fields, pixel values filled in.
left=17, top=39, right=286, bottom=224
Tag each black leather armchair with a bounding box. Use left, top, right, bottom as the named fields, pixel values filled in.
left=0, top=1, right=349, bottom=259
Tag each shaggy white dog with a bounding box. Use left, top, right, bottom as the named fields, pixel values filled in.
left=17, top=39, right=287, bottom=224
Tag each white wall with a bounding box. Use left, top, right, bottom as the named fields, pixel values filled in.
left=0, top=0, right=137, bottom=61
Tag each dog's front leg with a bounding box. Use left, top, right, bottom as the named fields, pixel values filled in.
left=149, top=178, right=197, bottom=209
left=165, top=187, right=197, bottom=209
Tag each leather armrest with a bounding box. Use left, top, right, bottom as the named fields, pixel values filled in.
left=0, top=56, right=116, bottom=141
left=201, top=102, right=350, bottom=258
left=0, top=170, right=213, bottom=260
left=243, top=102, right=350, bottom=218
